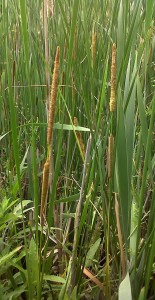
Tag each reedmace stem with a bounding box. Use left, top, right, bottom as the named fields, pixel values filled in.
left=40, top=159, right=50, bottom=226
left=108, top=134, right=114, bottom=178
left=73, top=117, right=85, bottom=158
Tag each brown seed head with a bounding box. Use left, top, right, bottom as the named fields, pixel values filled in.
left=92, top=30, right=97, bottom=68
left=47, top=46, right=60, bottom=145
left=110, top=43, right=116, bottom=112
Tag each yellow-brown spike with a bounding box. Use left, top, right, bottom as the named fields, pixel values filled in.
left=47, top=46, right=60, bottom=146
left=109, top=43, right=116, bottom=112
left=108, top=134, right=114, bottom=178
left=40, top=158, right=50, bottom=226
left=92, top=29, right=97, bottom=68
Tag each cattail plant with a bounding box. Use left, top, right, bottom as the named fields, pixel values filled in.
left=40, top=46, right=60, bottom=227
left=109, top=43, right=116, bottom=112
left=91, top=27, right=97, bottom=68
left=47, top=46, right=60, bottom=146
left=107, top=43, right=117, bottom=177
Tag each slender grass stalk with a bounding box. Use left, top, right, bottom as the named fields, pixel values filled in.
left=44, top=0, right=50, bottom=98
left=40, top=158, right=50, bottom=226
left=108, top=134, right=114, bottom=178
left=73, top=117, right=85, bottom=157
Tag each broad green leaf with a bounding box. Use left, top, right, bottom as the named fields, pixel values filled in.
left=116, top=93, right=130, bottom=242
left=28, top=238, right=39, bottom=286
left=130, top=199, right=138, bottom=263
left=119, top=272, right=132, bottom=300
left=85, top=238, right=101, bottom=268
left=125, top=56, right=136, bottom=189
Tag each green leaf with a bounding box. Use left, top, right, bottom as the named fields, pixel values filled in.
left=125, top=56, right=136, bottom=189
left=0, top=213, right=18, bottom=227
left=54, top=123, right=90, bottom=132
left=143, top=230, right=155, bottom=299
left=43, top=275, right=66, bottom=284
left=0, top=246, right=22, bottom=266
left=116, top=93, right=130, bottom=242
left=145, top=0, right=154, bottom=31
left=130, top=199, right=138, bottom=263
left=117, top=0, right=124, bottom=72
left=55, top=193, right=80, bottom=204
left=28, top=238, right=39, bottom=286
left=70, top=286, right=77, bottom=300
left=119, top=272, right=132, bottom=300
left=0, top=131, right=10, bottom=141
left=85, top=238, right=101, bottom=268
left=13, top=200, right=32, bottom=215
left=138, top=287, right=145, bottom=300
left=137, top=76, right=148, bottom=147
left=7, top=283, right=27, bottom=300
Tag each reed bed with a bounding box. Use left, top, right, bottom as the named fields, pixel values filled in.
left=0, top=1, right=155, bottom=299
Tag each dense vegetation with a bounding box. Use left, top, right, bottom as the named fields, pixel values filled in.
left=0, top=0, right=155, bottom=299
